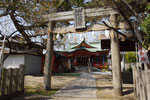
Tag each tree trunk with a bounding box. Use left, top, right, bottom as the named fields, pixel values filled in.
left=110, top=14, right=123, bottom=96
left=44, top=21, right=54, bottom=91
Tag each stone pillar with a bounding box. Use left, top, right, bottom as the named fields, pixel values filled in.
left=44, top=21, right=55, bottom=90
left=110, top=14, right=122, bottom=96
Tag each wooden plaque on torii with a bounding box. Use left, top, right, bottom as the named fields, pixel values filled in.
left=74, top=7, right=86, bottom=29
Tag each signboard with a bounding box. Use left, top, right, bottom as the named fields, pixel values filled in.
left=101, top=39, right=135, bottom=51
left=74, top=7, right=85, bottom=29
left=138, top=46, right=149, bottom=64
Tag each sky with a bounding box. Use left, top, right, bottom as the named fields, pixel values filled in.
left=0, top=6, right=110, bottom=49
left=0, top=14, right=108, bottom=44
left=0, top=15, right=17, bottom=36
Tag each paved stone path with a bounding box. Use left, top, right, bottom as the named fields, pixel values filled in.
left=52, top=73, right=97, bottom=99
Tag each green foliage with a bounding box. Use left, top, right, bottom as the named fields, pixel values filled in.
left=141, top=3, right=150, bottom=49
left=0, top=0, right=148, bottom=47
left=25, top=84, right=58, bottom=96
left=0, top=0, right=51, bottom=25
left=54, top=73, right=81, bottom=76
left=0, top=0, right=54, bottom=44
left=126, top=67, right=132, bottom=72
left=101, top=68, right=107, bottom=72
left=125, top=52, right=136, bottom=63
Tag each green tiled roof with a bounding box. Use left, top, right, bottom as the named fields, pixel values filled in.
left=61, top=39, right=108, bottom=53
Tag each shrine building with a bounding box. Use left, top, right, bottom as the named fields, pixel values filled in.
left=60, top=36, right=109, bottom=68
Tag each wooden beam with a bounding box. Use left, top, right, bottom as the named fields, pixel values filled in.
left=43, top=7, right=118, bottom=22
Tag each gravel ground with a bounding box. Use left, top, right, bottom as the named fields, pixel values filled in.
left=25, top=75, right=79, bottom=89
left=11, top=73, right=135, bottom=100
left=95, top=74, right=135, bottom=100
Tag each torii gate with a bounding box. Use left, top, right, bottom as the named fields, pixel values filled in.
left=43, top=7, right=127, bottom=96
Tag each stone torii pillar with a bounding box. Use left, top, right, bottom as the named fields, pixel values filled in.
left=44, top=21, right=55, bottom=90
left=110, top=14, right=122, bottom=96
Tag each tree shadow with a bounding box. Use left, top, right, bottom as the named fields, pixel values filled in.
left=123, top=87, right=134, bottom=95
left=25, top=74, right=44, bottom=77
left=96, top=86, right=113, bottom=90
left=11, top=94, right=53, bottom=100
left=96, top=86, right=134, bottom=96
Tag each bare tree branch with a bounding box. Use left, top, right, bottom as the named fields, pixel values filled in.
left=102, top=21, right=127, bottom=39
left=8, top=30, right=18, bottom=38
left=0, top=32, right=12, bottom=62
left=116, top=5, right=135, bottom=37
left=0, top=12, right=8, bottom=18
left=121, top=0, right=144, bottom=24
left=22, top=22, right=47, bottom=30
left=29, top=33, right=47, bottom=37
left=3, top=38, right=12, bottom=62
left=9, top=11, right=31, bottom=44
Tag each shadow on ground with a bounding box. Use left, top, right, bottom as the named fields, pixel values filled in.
left=123, top=87, right=134, bottom=96
left=11, top=94, right=53, bottom=100
left=96, top=86, right=134, bottom=96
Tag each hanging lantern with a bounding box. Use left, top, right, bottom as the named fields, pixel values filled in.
left=56, top=33, right=61, bottom=40
left=92, top=31, right=95, bottom=37
left=68, top=34, right=71, bottom=40
left=92, top=31, right=96, bottom=39
left=105, top=30, right=110, bottom=38
left=80, top=34, right=84, bottom=41
left=92, top=31, right=95, bottom=36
